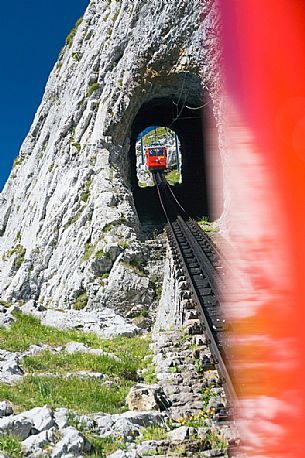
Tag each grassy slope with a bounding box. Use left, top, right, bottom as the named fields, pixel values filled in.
left=0, top=314, right=154, bottom=414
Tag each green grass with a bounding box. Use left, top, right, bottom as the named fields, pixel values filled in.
left=197, top=217, right=218, bottom=233
left=0, top=313, right=153, bottom=415
left=143, top=363, right=158, bottom=384
left=23, top=350, right=140, bottom=381
left=125, top=258, right=146, bottom=277
left=102, top=223, right=112, bottom=233
left=165, top=169, right=180, bottom=186
left=138, top=426, right=167, bottom=443
left=0, top=313, right=151, bottom=355
left=119, top=240, right=129, bottom=250
left=0, top=376, right=130, bottom=415
left=72, top=52, right=81, bottom=62
left=0, top=434, right=23, bottom=458
left=65, top=207, right=84, bottom=229
left=85, top=435, right=122, bottom=457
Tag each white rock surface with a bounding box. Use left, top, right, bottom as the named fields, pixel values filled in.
left=51, top=427, right=91, bottom=457
left=108, top=451, right=140, bottom=458
left=0, top=401, right=14, bottom=418
left=0, top=349, right=23, bottom=383
left=22, top=429, right=55, bottom=457
left=54, top=408, right=69, bottom=430
left=20, top=307, right=139, bottom=338
left=167, top=425, right=189, bottom=442
left=0, top=414, right=33, bottom=440
left=0, top=0, right=211, bottom=323
left=22, top=405, right=55, bottom=432
left=93, top=411, right=165, bottom=440
left=65, top=341, right=119, bottom=360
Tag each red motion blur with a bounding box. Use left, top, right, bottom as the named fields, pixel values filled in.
left=219, top=0, right=305, bottom=456
left=145, top=147, right=167, bottom=171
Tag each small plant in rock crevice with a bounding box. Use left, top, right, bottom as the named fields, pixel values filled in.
left=72, top=291, right=88, bottom=310
left=12, top=156, right=24, bottom=169
left=66, top=17, right=83, bottom=48
left=83, top=242, right=94, bottom=261
left=87, top=82, right=100, bottom=97
left=80, top=177, right=92, bottom=202
left=72, top=52, right=82, bottom=62
left=125, top=258, right=146, bottom=277
left=72, top=142, right=81, bottom=153
left=2, top=244, right=26, bottom=270
left=0, top=300, right=10, bottom=308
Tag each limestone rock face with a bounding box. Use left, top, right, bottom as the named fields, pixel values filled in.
left=0, top=0, right=217, bottom=316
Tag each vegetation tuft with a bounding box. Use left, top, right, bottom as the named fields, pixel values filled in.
left=137, top=426, right=167, bottom=443
left=83, top=242, right=94, bottom=261
left=12, top=156, right=24, bottom=169
left=72, top=291, right=88, bottom=310
left=87, top=82, right=100, bottom=97
left=66, top=17, right=83, bottom=48
left=80, top=177, right=92, bottom=202
left=85, top=435, right=124, bottom=457
left=197, top=217, right=218, bottom=233
left=0, top=434, right=23, bottom=458
left=165, top=169, right=180, bottom=186
left=2, top=244, right=26, bottom=270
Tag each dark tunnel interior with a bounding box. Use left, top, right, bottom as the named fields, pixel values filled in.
left=129, top=95, right=222, bottom=226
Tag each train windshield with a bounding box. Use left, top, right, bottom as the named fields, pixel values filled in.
left=149, top=148, right=164, bottom=156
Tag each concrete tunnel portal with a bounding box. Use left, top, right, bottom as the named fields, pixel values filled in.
left=128, top=77, right=223, bottom=225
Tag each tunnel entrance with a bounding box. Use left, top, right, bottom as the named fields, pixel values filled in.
left=128, top=77, right=223, bottom=226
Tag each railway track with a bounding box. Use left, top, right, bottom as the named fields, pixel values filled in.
left=153, top=171, right=237, bottom=412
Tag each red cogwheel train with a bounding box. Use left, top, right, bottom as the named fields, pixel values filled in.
left=145, top=145, right=167, bottom=171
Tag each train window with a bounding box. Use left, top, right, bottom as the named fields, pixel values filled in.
left=136, top=126, right=182, bottom=187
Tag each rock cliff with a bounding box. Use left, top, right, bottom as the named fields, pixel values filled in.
left=0, top=0, right=218, bottom=319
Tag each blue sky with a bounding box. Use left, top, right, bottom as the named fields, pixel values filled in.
left=0, top=0, right=89, bottom=191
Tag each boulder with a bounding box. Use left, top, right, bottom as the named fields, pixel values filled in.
left=0, top=401, right=14, bottom=417
left=51, top=427, right=91, bottom=457
left=0, top=414, right=33, bottom=440
left=65, top=342, right=119, bottom=360
left=167, top=426, right=189, bottom=443
left=0, top=314, right=15, bottom=329
left=127, top=384, right=170, bottom=412
left=22, top=405, right=54, bottom=432
left=107, top=451, right=140, bottom=458
left=92, top=411, right=165, bottom=440
left=54, top=408, right=69, bottom=430
left=22, top=429, right=55, bottom=457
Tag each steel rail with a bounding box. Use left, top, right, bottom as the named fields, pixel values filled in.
left=153, top=171, right=237, bottom=405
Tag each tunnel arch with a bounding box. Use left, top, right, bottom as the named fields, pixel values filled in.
left=127, top=73, right=223, bottom=224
